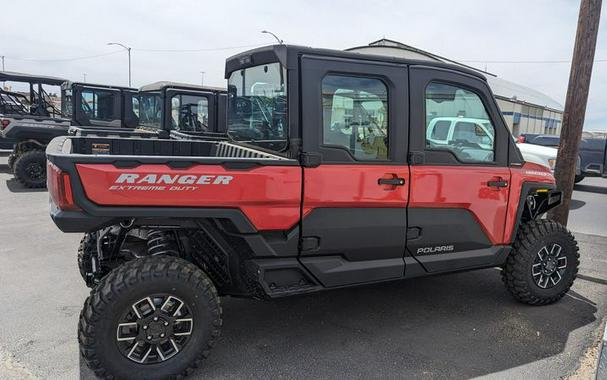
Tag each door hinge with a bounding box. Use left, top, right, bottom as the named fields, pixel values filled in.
left=300, top=152, right=322, bottom=168
left=408, top=151, right=425, bottom=165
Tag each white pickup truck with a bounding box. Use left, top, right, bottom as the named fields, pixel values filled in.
left=426, top=116, right=559, bottom=171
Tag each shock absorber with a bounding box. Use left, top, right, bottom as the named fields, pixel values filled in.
left=146, top=230, right=180, bottom=257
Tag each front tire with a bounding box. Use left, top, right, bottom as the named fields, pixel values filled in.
left=502, top=220, right=579, bottom=305
left=13, top=150, right=46, bottom=188
left=79, top=256, right=222, bottom=379
left=574, top=174, right=585, bottom=184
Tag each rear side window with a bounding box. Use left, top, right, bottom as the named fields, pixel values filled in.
left=322, top=75, right=389, bottom=160
left=81, top=90, right=116, bottom=121
left=425, top=82, right=495, bottom=163
left=429, top=120, right=450, bottom=140
left=171, top=95, right=209, bottom=132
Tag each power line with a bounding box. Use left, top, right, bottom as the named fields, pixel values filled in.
left=1, top=43, right=264, bottom=63
left=131, top=43, right=263, bottom=52
left=458, top=59, right=607, bottom=64
left=4, top=50, right=124, bottom=62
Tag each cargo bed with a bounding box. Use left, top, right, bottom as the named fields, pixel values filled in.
left=46, top=135, right=299, bottom=233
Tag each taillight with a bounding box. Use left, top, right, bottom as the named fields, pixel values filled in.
left=517, top=135, right=525, bottom=143
left=47, top=162, right=80, bottom=211
left=0, top=119, right=9, bottom=130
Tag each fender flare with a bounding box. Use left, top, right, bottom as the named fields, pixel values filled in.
left=509, top=181, right=559, bottom=243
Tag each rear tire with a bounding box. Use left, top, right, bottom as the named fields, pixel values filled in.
left=79, top=255, right=222, bottom=380
left=7, top=154, right=17, bottom=173
left=13, top=150, right=46, bottom=188
left=502, top=219, right=579, bottom=305
left=78, top=233, right=96, bottom=288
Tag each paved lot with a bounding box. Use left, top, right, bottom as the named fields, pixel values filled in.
left=0, top=150, right=606, bottom=379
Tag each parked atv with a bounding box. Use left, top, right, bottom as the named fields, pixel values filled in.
left=47, top=45, right=579, bottom=379
left=0, top=71, right=137, bottom=187
left=70, top=81, right=228, bottom=143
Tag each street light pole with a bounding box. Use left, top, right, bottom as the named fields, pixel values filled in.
left=1, top=56, right=4, bottom=71
left=200, top=71, right=205, bottom=86
left=107, top=42, right=132, bottom=87
left=261, top=30, right=284, bottom=44
left=83, top=73, right=87, bottom=83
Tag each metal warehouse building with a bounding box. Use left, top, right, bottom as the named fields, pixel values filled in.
left=347, top=39, right=563, bottom=136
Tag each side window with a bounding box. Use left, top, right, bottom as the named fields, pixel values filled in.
left=425, top=82, right=495, bottom=163
left=171, top=95, right=209, bottom=132
left=81, top=91, right=94, bottom=118
left=80, top=90, right=116, bottom=121
left=139, top=94, right=162, bottom=129
left=131, top=96, right=140, bottom=118
left=429, top=120, right=450, bottom=141
left=322, top=75, right=389, bottom=160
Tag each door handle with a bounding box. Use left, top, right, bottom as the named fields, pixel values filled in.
left=487, top=178, right=508, bottom=188
left=378, top=177, right=406, bottom=186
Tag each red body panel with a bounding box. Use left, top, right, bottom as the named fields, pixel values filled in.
left=75, top=164, right=302, bottom=231
left=503, top=162, right=556, bottom=242
left=302, top=165, right=410, bottom=214
left=409, top=165, right=512, bottom=244
left=74, top=160, right=554, bottom=240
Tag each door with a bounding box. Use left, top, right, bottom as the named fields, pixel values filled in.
left=406, top=67, right=512, bottom=274
left=299, top=55, right=410, bottom=287
left=74, top=86, right=122, bottom=127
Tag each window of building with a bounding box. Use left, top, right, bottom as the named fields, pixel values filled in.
left=322, top=75, right=388, bottom=160
left=425, top=82, right=495, bottom=163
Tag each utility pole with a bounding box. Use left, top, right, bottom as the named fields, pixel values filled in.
left=200, top=71, right=205, bottom=86
left=1, top=55, right=4, bottom=71
left=83, top=73, right=87, bottom=83
left=107, top=42, right=132, bottom=87
left=548, top=0, right=602, bottom=225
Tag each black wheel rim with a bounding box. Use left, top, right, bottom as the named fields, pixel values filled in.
left=116, top=295, right=194, bottom=364
left=25, top=162, right=44, bottom=181
left=532, top=243, right=567, bottom=289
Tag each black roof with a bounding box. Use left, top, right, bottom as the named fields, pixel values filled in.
left=62, top=81, right=137, bottom=91
left=0, top=71, right=67, bottom=86
left=139, top=81, right=225, bottom=93
left=225, top=44, right=487, bottom=80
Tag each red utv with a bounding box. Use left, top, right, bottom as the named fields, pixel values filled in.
left=46, top=45, right=578, bottom=379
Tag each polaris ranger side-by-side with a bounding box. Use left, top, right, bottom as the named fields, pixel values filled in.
left=46, top=45, right=578, bottom=379
left=70, top=81, right=227, bottom=141
left=0, top=71, right=137, bottom=187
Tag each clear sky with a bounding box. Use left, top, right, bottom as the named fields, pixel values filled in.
left=1, top=0, right=605, bottom=130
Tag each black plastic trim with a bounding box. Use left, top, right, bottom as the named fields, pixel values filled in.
left=509, top=181, right=557, bottom=243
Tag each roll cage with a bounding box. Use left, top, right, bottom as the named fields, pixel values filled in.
left=0, top=71, right=66, bottom=118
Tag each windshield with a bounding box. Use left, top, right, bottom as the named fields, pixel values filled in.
left=227, top=62, right=287, bottom=151
left=139, top=92, right=162, bottom=129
